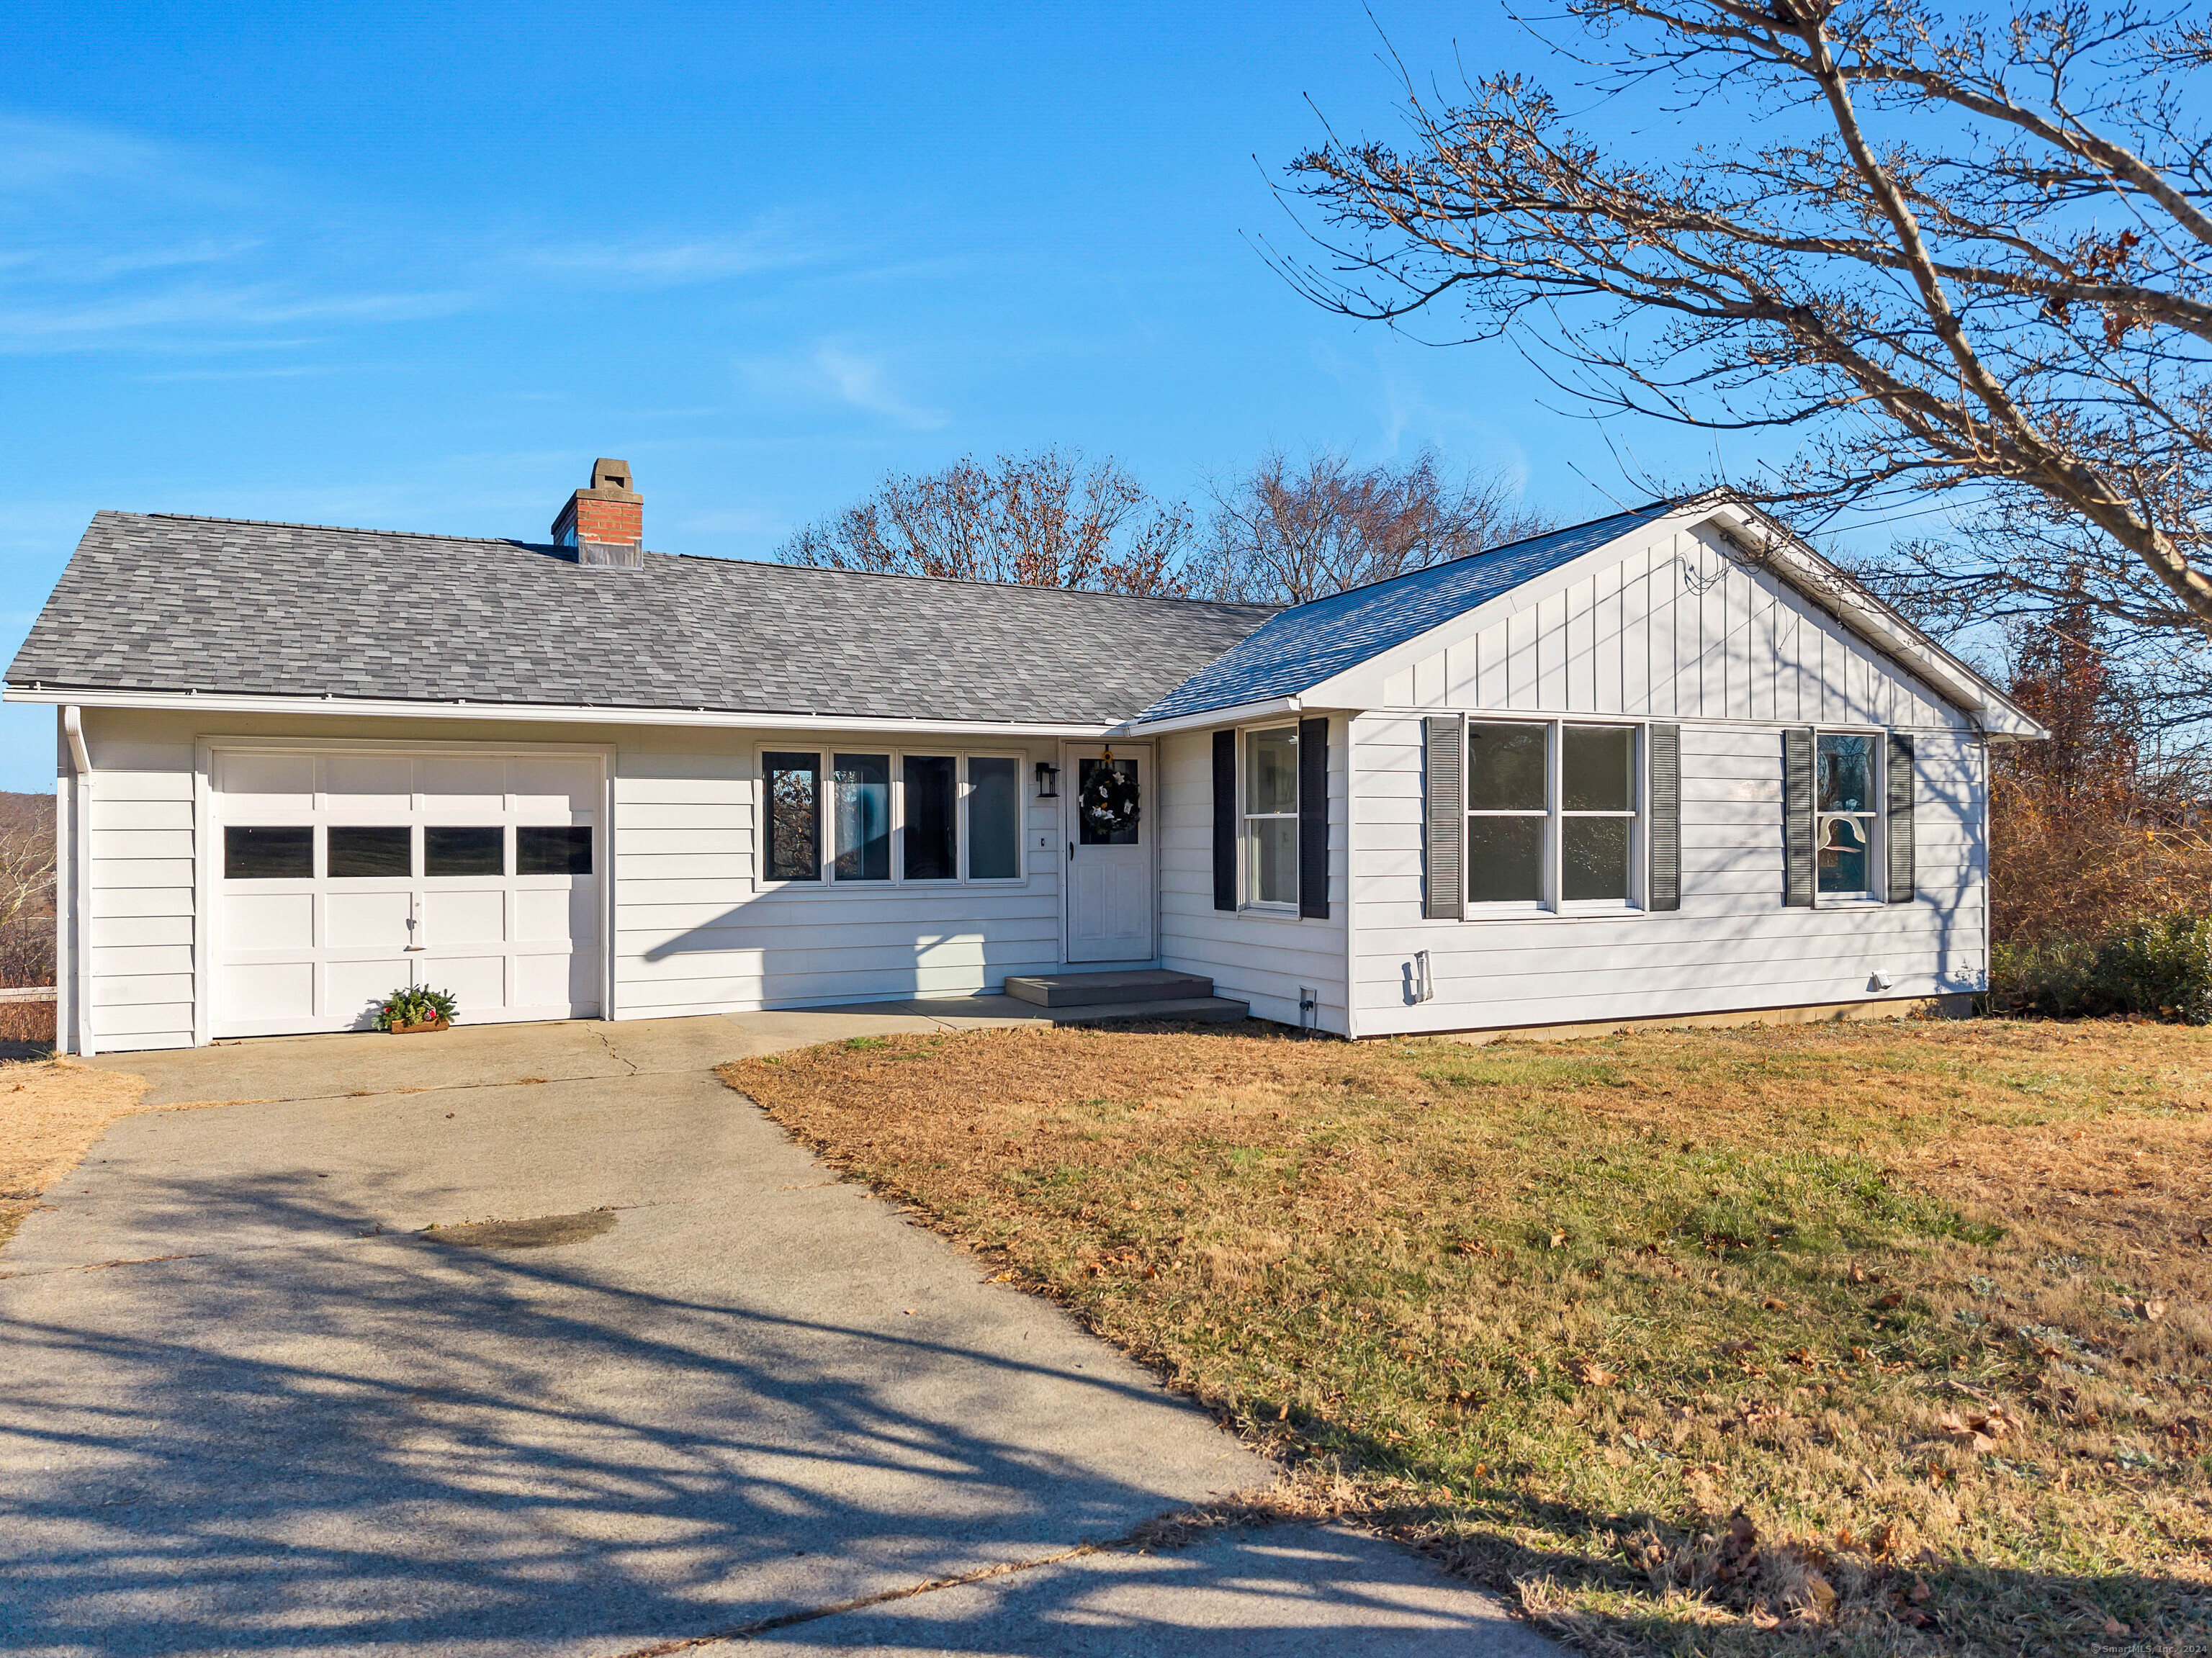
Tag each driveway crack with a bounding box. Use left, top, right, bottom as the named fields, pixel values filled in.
left=589, top=1022, right=643, bottom=1076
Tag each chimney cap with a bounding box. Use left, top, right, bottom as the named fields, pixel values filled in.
left=590, top=457, right=635, bottom=495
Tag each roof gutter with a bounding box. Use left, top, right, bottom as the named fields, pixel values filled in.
left=4, top=686, right=1120, bottom=740
left=1118, top=695, right=1304, bottom=738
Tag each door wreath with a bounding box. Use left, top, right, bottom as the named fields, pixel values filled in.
left=1079, top=750, right=1141, bottom=837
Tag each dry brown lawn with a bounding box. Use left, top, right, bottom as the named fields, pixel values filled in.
left=0, top=1055, right=153, bottom=1249
left=725, top=1017, right=2212, bottom=1658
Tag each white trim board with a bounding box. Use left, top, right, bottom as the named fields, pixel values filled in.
left=6, top=686, right=1117, bottom=740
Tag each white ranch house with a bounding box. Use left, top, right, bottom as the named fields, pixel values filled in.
left=8, top=461, right=2041, bottom=1055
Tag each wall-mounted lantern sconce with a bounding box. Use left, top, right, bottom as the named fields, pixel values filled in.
left=1034, top=762, right=1061, bottom=800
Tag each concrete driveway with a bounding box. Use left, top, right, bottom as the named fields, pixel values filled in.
left=1, top=1012, right=1555, bottom=1657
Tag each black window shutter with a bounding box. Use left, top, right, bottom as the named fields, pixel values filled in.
left=1886, top=731, right=1916, bottom=903
left=1647, top=724, right=1681, bottom=911
left=1424, top=716, right=1463, bottom=920
left=1212, top=729, right=1236, bottom=911
left=1783, top=726, right=1815, bottom=908
left=1298, top=716, right=1329, bottom=919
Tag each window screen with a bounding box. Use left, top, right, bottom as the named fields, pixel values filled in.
left=902, top=756, right=957, bottom=880
left=765, top=752, right=822, bottom=881
left=425, top=826, right=504, bottom=877
left=1561, top=725, right=1635, bottom=901
left=1245, top=728, right=1298, bottom=906
left=517, top=825, right=593, bottom=875
left=832, top=753, right=891, bottom=881
left=967, top=757, right=1020, bottom=879
left=328, top=826, right=411, bottom=878
left=225, top=825, right=313, bottom=880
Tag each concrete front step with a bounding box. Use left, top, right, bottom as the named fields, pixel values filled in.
left=1004, top=968, right=1215, bottom=1009
left=1044, top=995, right=1248, bottom=1027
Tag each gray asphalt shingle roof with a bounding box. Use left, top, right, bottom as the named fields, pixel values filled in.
left=6, top=512, right=1279, bottom=725
left=1135, top=502, right=1678, bottom=722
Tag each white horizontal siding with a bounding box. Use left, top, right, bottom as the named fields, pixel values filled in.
left=1379, top=526, right=1966, bottom=730
left=1157, top=724, right=1349, bottom=1033
left=1349, top=715, right=1985, bottom=1035
left=78, top=722, right=197, bottom=1051
left=611, top=732, right=1069, bottom=1014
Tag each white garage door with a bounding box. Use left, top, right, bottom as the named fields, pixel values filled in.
left=211, top=748, right=603, bottom=1039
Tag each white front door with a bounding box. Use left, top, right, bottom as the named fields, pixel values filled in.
left=1064, top=744, right=1154, bottom=963
left=209, top=747, right=603, bottom=1039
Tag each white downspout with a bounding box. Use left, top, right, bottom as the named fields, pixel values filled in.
left=63, top=706, right=94, bottom=1058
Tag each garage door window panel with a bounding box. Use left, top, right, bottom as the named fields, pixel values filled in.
left=328, top=826, right=413, bottom=878
left=426, top=826, right=505, bottom=877
left=517, top=826, right=593, bottom=876
left=225, top=826, right=313, bottom=880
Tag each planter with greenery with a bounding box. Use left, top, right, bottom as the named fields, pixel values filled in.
left=372, top=986, right=457, bottom=1034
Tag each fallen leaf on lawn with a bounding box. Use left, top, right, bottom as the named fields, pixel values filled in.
left=1803, top=1571, right=1838, bottom=1614
left=1569, top=1358, right=1618, bottom=1386
left=2144, top=1299, right=2167, bottom=1322
left=1848, top=1263, right=1867, bottom=1284
left=1549, top=1230, right=1567, bottom=1249
left=1762, top=1297, right=1789, bottom=1311
left=1936, top=1411, right=1997, bottom=1452
left=1719, top=1339, right=1756, bottom=1356
left=1909, top=1576, right=1932, bottom=1602
left=2106, top=1618, right=2131, bottom=1636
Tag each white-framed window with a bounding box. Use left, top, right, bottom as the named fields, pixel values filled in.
left=759, top=747, right=1027, bottom=888
left=1465, top=719, right=1642, bottom=914
left=1243, top=724, right=1300, bottom=909
left=1815, top=730, right=1881, bottom=901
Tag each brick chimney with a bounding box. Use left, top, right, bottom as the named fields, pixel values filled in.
left=551, top=458, right=644, bottom=568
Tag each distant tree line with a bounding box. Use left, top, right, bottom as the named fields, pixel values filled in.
left=776, top=445, right=1552, bottom=605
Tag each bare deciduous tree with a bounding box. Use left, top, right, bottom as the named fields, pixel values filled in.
left=778, top=448, right=1193, bottom=596
left=1195, top=449, right=1552, bottom=604
left=0, top=793, right=56, bottom=991
left=1275, top=0, right=2212, bottom=641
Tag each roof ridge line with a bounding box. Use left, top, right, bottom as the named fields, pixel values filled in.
left=131, top=510, right=534, bottom=546
left=113, top=510, right=1280, bottom=613
left=1262, top=497, right=1679, bottom=616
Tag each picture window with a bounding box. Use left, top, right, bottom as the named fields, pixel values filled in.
left=1465, top=721, right=1642, bottom=912
left=763, top=748, right=1025, bottom=886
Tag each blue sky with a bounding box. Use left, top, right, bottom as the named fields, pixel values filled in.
left=2, top=1, right=1773, bottom=791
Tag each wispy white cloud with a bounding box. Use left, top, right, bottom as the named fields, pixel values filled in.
left=523, top=212, right=833, bottom=287
left=0, top=113, right=863, bottom=358
left=0, top=283, right=473, bottom=350
left=739, top=338, right=950, bottom=431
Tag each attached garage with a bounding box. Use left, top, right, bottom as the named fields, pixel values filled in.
left=206, top=744, right=606, bottom=1038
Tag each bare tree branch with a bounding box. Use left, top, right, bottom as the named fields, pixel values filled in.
left=1270, top=0, right=2212, bottom=639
